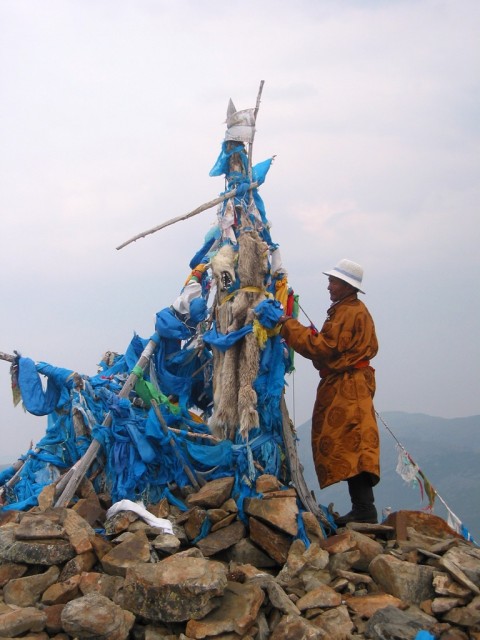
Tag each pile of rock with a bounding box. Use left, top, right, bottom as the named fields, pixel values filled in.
left=1, top=474, right=479, bottom=639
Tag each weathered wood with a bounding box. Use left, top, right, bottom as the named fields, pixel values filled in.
left=248, top=80, right=265, bottom=179
left=116, top=181, right=259, bottom=251
left=281, top=396, right=329, bottom=534
left=150, top=399, right=203, bottom=490
left=54, top=337, right=159, bottom=507
left=0, top=351, right=15, bottom=363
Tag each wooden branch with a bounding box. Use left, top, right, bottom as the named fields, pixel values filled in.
left=168, top=426, right=220, bottom=443
left=280, top=395, right=330, bottom=535
left=116, top=181, right=259, bottom=251
left=248, top=80, right=265, bottom=179
left=54, top=337, right=159, bottom=507
left=0, top=351, right=16, bottom=363
left=150, top=399, right=204, bottom=489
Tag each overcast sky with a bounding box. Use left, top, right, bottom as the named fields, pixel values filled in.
left=1, top=0, right=479, bottom=463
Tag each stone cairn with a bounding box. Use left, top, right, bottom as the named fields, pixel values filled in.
left=1, top=474, right=479, bottom=640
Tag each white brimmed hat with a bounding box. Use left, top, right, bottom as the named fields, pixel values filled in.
left=322, top=259, right=365, bottom=293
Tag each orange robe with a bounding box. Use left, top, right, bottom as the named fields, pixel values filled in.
left=281, top=294, right=380, bottom=489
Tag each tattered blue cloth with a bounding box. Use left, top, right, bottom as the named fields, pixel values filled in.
left=254, top=298, right=283, bottom=329
left=203, top=322, right=253, bottom=352
left=18, top=358, right=74, bottom=416
left=209, top=141, right=248, bottom=177
left=155, top=308, right=192, bottom=340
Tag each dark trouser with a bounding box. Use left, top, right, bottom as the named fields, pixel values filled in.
left=348, top=472, right=376, bottom=510
left=335, top=472, right=378, bottom=525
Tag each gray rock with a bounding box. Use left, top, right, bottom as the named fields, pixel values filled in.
left=0, top=606, right=47, bottom=637
left=270, top=613, right=327, bottom=639
left=369, top=553, right=436, bottom=603
left=365, top=605, right=436, bottom=640
left=5, top=538, right=76, bottom=565
left=3, top=565, right=60, bottom=606
left=61, top=592, right=135, bottom=640
left=121, top=555, right=227, bottom=622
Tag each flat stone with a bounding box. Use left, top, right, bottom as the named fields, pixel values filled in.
left=443, top=602, right=480, bottom=627
left=265, top=580, right=301, bottom=616
left=207, top=507, right=230, bottom=524
left=269, top=613, right=327, bottom=639
left=41, top=574, right=81, bottom=605
left=3, top=565, right=60, bottom=607
left=346, top=529, right=384, bottom=572
left=433, top=571, right=471, bottom=598
left=345, top=593, right=403, bottom=618
left=296, top=584, right=342, bottom=611
left=5, top=538, right=76, bottom=565
left=104, top=509, right=139, bottom=535
left=184, top=507, right=208, bottom=541
left=335, top=568, right=373, bottom=585
left=195, top=520, right=246, bottom=557
left=79, top=571, right=125, bottom=601
left=369, top=553, right=436, bottom=604
left=152, top=532, right=181, bottom=555
left=0, top=562, right=28, bottom=587
left=121, top=555, right=227, bottom=623
left=301, top=512, right=326, bottom=544
left=384, top=510, right=462, bottom=542
left=211, top=513, right=237, bottom=532
left=60, top=507, right=96, bottom=554
left=43, top=603, right=65, bottom=635
left=256, top=473, right=282, bottom=493
left=221, top=498, right=238, bottom=513
left=61, top=592, right=135, bottom=639
left=101, top=529, right=151, bottom=577
left=261, top=488, right=298, bottom=499
left=438, top=556, right=480, bottom=595
left=275, top=539, right=308, bottom=586
left=310, top=604, right=355, bottom=640
left=431, top=596, right=467, bottom=614
left=228, top=538, right=277, bottom=568
left=186, top=476, right=235, bottom=509
left=14, top=514, right=65, bottom=540
left=319, top=532, right=357, bottom=555
left=244, top=495, right=298, bottom=536
left=0, top=607, right=47, bottom=637
left=91, top=532, right=113, bottom=559
left=365, top=604, right=436, bottom=640
left=59, top=549, right=97, bottom=581
left=328, top=549, right=362, bottom=574
left=442, top=545, right=480, bottom=588
left=72, top=495, right=106, bottom=527
left=185, top=581, right=265, bottom=638
left=147, top=497, right=170, bottom=518
left=249, top=517, right=291, bottom=565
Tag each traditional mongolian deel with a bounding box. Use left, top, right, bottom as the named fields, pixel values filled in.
left=281, top=293, right=380, bottom=489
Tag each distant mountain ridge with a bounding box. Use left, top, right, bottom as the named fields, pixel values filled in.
left=295, top=411, right=480, bottom=542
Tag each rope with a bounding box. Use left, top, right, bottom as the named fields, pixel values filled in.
left=220, top=286, right=272, bottom=305
left=375, top=410, right=476, bottom=543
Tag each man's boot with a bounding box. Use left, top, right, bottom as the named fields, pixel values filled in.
left=334, top=473, right=378, bottom=526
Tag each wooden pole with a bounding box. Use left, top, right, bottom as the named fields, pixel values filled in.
left=54, top=337, right=159, bottom=507
left=115, top=182, right=259, bottom=251
left=150, top=399, right=204, bottom=489
left=280, top=395, right=329, bottom=535
left=248, top=80, right=265, bottom=179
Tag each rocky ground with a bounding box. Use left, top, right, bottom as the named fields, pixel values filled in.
left=0, top=473, right=479, bottom=640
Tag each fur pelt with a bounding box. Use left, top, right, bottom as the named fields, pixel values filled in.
left=209, top=229, right=269, bottom=440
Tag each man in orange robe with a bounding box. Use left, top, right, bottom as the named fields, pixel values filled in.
left=279, top=259, right=380, bottom=525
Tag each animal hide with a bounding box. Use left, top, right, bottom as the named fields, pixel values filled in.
left=209, top=229, right=269, bottom=439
